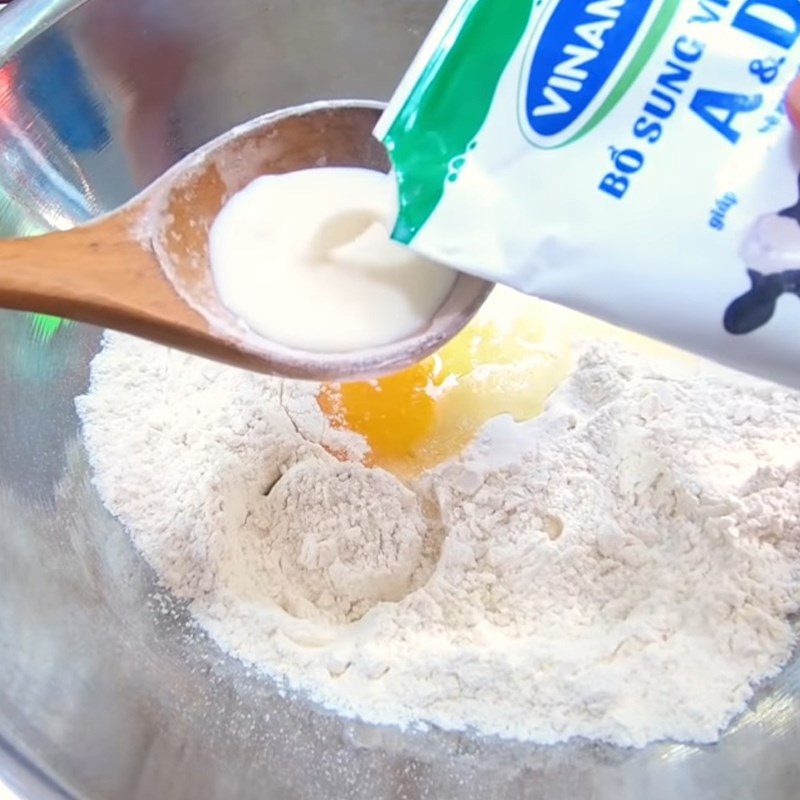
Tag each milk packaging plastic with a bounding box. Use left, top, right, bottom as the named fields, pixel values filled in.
left=375, top=0, right=800, bottom=385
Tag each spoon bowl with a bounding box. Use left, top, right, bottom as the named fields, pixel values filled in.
left=0, top=100, right=493, bottom=380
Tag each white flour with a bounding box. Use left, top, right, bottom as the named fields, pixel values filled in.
left=253, top=460, right=440, bottom=624
left=77, top=332, right=800, bottom=747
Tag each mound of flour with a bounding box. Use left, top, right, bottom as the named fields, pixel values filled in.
left=77, top=332, right=800, bottom=747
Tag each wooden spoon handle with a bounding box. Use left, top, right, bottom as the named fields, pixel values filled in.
left=0, top=209, right=212, bottom=346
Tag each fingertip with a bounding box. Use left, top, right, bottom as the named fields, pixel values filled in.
left=787, top=74, right=800, bottom=129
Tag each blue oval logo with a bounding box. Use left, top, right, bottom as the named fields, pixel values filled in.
left=522, top=0, right=658, bottom=145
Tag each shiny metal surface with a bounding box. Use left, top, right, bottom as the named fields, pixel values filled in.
left=0, top=1, right=799, bottom=798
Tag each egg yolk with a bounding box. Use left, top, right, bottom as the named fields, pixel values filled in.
left=317, top=298, right=576, bottom=476
left=317, top=362, right=436, bottom=471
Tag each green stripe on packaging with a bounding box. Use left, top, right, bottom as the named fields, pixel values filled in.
left=381, top=0, right=535, bottom=242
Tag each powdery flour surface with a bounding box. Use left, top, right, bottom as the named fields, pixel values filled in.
left=77, top=332, right=800, bottom=747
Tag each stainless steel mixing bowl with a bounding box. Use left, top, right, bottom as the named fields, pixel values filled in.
left=1, top=1, right=799, bottom=797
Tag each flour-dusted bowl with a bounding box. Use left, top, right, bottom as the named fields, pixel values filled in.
left=0, top=1, right=799, bottom=798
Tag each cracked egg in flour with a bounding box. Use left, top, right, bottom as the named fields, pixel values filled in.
left=315, top=289, right=684, bottom=477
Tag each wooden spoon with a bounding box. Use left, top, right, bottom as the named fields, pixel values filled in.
left=0, top=100, right=493, bottom=380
